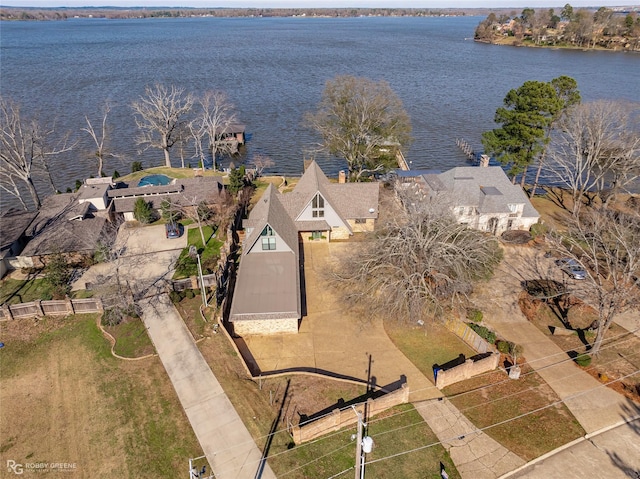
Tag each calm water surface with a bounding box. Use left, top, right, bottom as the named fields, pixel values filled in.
left=1, top=16, right=639, bottom=205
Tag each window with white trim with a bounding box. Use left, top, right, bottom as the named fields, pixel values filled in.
left=260, top=225, right=276, bottom=250
left=312, top=194, right=325, bottom=218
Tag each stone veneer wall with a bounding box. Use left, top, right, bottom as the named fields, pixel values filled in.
left=346, top=218, right=375, bottom=233
left=233, top=317, right=299, bottom=335
left=290, top=383, right=409, bottom=444
left=435, top=353, right=500, bottom=389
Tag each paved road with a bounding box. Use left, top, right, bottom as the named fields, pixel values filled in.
left=503, top=418, right=640, bottom=479
left=140, top=294, right=276, bottom=479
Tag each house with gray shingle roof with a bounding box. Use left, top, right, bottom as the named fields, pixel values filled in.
left=109, top=176, right=225, bottom=221
left=229, top=161, right=379, bottom=335
left=413, top=166, right=539, bottom=235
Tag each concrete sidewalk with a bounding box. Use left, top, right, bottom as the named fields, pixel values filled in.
left=140, top=294, right=276, bottom=479
left=415, top=399, right=525, bottom=479
left=503, top=418, right=640, bottom=479
left=472, top=245, right=637, bottom=434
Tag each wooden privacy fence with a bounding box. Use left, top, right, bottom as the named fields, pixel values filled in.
left=444, top=317, right=496, bottom=354
left=289, top=383, right=409, bottom=444
left=0, top=297, right=103, bottom=321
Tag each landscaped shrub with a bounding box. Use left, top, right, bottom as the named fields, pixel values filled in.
left=497, top=340, right=512, bottom=354
left=133, top=198, right=154, bottom=224
left=467, top=309, right=483, bottom=323
left=131, top=161, right=143, bottom=173
left=468, top=323, right=496, bottom=344
left=530, top=222, right=548, bottom=238
left=184, top=289, right=195, bottom=299
left=574, top=353, right=592, bottom=367
left=169, top=290, right=184, bottom=303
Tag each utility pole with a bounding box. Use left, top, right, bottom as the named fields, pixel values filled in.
left=353, top=406, right=363, bottom=479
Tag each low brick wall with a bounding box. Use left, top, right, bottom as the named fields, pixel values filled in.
left=435, top=353, right=500, bottom=389
left=445, top=318, right=496, bottom=354
left=1, top=298, right=103, bottom=321
left=290, top=383, right=409, bottom=444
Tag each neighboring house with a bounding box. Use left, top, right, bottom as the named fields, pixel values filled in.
left=406, top=166, right=539, bottom=235
left=77, top=176, right=114, bottom=211
left=229, top=161, right=379, bottom=336
left=0, top=209, right=38, bottom=278
left=109, top=176, right=225, bottom=221
left=17, top=193, right=113, bottom=269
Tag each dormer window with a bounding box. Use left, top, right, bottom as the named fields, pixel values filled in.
left=312, top=194, right=325, bottom=218
left=261, top=225, right=276, bottom=250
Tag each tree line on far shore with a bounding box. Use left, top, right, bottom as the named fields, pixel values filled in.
left=475, top=4, right=640, bottom=51
left=0, top=7, right=466, bottom=21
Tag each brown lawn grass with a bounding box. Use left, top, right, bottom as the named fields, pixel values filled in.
left=444, top=364, right=585, bottom=461
left=0, top=315, right=202, bottom=478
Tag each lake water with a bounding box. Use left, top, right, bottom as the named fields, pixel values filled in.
left=1, top=16, right=639, bottom=208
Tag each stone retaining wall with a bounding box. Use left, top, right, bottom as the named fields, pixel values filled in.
left=435, top=353, right=500, bottom=389
left=290, top=383, right=409, bottom=444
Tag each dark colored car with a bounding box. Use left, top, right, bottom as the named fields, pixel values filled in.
left=165, top=222, right=181, bottom=239
left=555, top=258, right=586, bottom=280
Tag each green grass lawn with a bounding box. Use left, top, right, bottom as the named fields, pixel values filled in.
left=268, top=404, right=460, bottom=479
left=106, top=317, right=155, bottom=358
left=0, top=315, right=203, bottom=478
left=384, top=320, right=477, bottom=380
left=0, top=277, right=53, bottom=304
left=173, top=226, right=224, bottom=279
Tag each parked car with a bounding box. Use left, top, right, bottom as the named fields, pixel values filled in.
left=165, top=222, right=181, bottom=239
left=555, top=258, right=586, bottom=280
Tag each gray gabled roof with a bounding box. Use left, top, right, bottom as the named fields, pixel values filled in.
left=280, top=160, right=379, bottom=222
left=422, top=166, right=539, bottom=219
left=0, top=209, right=37, bottom=252
left=110, top=176, right=224, bottom=213
left=230, top=184, right=301, bottom=323
left=243, top=184, right=299, bottom=254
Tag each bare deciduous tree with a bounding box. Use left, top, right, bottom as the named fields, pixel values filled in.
left=305, top=75, right=412, bottom=182
left=131, top=84, right=194, bottom=168
left=548, top=208, right=640, bottom=356
left=191, top=90, right=239, bottom=171
left=0, top=96, right=73, bottom=210
left=544, top=100, right=640, bottom=216
left=250, top=153, right=275, bottom=177
left=328, top=187, right=503, bottom=321
left=82, top=101, right=113, bottom=177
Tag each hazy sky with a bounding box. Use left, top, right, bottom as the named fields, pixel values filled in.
left=2, top=1, right=635, bottom=8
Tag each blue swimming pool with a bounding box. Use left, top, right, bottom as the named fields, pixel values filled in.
left=137, top=174, right=172, bottom=187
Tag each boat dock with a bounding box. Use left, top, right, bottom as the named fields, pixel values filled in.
left=456, top=138, right=475, bottom=161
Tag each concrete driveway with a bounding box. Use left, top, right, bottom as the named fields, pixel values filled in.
left=242, top=242, right=443, bottom=402
left=72, top=222, right=186, bottom=295
left=115, top=222, right=187, bottom=256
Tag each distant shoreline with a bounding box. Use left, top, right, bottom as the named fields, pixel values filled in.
left=474, top=37, right=640, bottom=53
left=0, top=6, right=486, bottom=21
